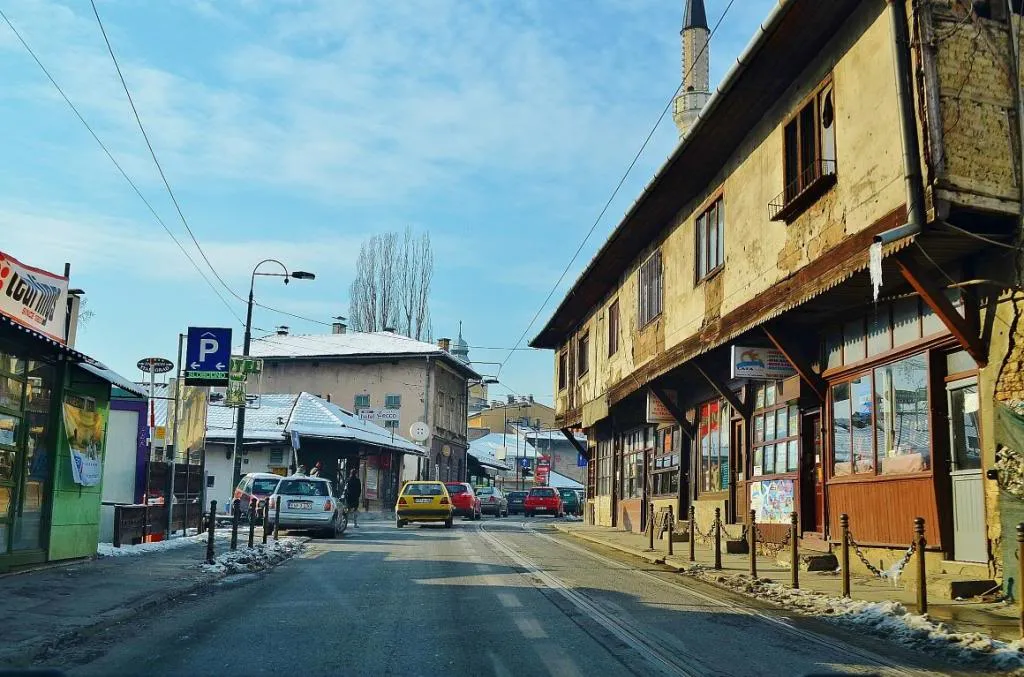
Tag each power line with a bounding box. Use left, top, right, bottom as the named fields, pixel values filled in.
left=497, top=0, right=737, bottom=376
left=0, top=8, right=246, bottom=327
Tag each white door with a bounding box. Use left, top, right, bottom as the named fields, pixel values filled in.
left=947, top=379, right=986, bottom=562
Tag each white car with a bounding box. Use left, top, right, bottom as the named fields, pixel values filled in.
left=269, top=476, right=346, bottom=538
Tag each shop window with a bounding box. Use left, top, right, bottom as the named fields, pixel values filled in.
left=696, top=197, right=725, bottom=281
left=623, top=450, right=642, bottom=499
left=698, top=399, right=730, bottom=493
left=653, top=426, right=680, bottom=495
left=608, top=299, right=620, bottom=356
left=638, top=250, right=663, bottom=328
left=597, top=438, right=613, bottom=496
left=0, top=377, right=24, bottom=412
left=752, top=382, right=800, bottom=477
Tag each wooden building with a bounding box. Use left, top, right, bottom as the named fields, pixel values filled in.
left=532, top=0, right=1024, bottom=585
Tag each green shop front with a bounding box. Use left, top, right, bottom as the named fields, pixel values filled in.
left=0, top=250, right=121, bottom=572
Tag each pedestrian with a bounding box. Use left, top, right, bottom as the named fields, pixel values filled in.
left=344, top=468, right=362, bottom=528
left=296, top=464, right=307, bottom=476
left=310, top=461, right=322, bottom=477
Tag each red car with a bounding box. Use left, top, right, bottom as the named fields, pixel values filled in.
left=444, top=482, right=481, bottom=520
left=232, top=472, right=282, bottom=518
left=524, top=486, right=564, bottom=518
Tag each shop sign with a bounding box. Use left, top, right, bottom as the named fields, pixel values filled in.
left=730, top=346, right=796, bottom=380
left=535, top=454, right=551, bottom=485
left=749, top=479, right=795, bottom=525
left=646, top=388, right=679, bottom=424
left=63, top=394, right=106, bottom=486
left=358, top=408, right=400, bottom=422
left=0, top=250, right=70, bottom=343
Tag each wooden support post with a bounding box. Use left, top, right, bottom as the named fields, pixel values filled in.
left=748, top=509, right=757, bottom=577
left=691, top=361, right=751, bottom=419
left=840, top=513, right=851, bottom=598
left=762, top=323, right=827, bottom=401
left=915, top=517, right=928, bottom=614
left=648, top=385, right=695, bottom=440
left=894, top=250, right=987, bottom=366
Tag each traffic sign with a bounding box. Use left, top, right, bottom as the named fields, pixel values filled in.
left=184, top=327, right=232, bottom=386
left=229, top=356, right=263, bottom=380
left=519, top=457, right=531, bottom=470
left=137, top=357, right=174, bottom=374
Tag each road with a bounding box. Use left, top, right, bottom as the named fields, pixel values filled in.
left=48, top=518, right=966, bottom=677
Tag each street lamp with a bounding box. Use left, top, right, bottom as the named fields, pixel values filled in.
left=231, top=259, right=315, bottom=487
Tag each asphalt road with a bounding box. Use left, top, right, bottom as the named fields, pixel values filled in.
left=46, top=517, right=970, bottom=677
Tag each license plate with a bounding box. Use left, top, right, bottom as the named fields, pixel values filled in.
left=414, top=497, right=432, bottom=504
left=288, top=500, right=313, bottom=510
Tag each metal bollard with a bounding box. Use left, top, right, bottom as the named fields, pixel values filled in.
left=274, top=498, right=281, bottom=541
left=840, top=513, right=851, bottom=598
left=230, top=498, right=240, bottom=551
left=713, top=507, right=722, bottom=570
left=248, top=498, right=257, bottom=548
left=648, top=503, right=655, bottom=551
left=688, top=503, right=696, bottom=561
left=915, top=517, right=927, bottom=614
left=1017, top=523, right=1024, bottom=638
left=666, top=506, right=674, bottom=557
left=748, top=509, right=757, bottom=577
left=262, top=500, right=269, bottom=545
left=790, top=511, right=799, bottom=589
left=205, top=500, right=217, bottom=565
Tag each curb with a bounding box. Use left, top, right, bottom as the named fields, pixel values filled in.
left=551, top=524, right=666, bottom=565
left=0, top=537, right=307, bottom=667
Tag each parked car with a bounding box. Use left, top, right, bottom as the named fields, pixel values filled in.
left=268, top=476, right=345, bottom=538
left=506, top=490, right=528, bottom=515
left=396, top=481, right=454, bottom=528
left=558, top=488, right=581, bottom=516
left=524, top=487, right=564, bottom=518
left=476, top=486, right=508, bottom=517
left=444, top=482, right=481, bottom=520
left=232, top=473, right=283, bottom=520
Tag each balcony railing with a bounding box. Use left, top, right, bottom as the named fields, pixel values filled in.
left=768, top=158, right=837, bottom=222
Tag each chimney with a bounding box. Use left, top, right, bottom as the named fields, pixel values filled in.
left=438, top=337, right=451, bottom=351
left=276, top=325, right=289, bottom=336
left=506, top=394, right=515, bottom=405
left=528, top=394, right=534, bottom=404
left=332, top=316, right=347, bottom=334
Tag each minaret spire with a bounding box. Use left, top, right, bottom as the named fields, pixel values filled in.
left=673, top=0, right=711, bottom=139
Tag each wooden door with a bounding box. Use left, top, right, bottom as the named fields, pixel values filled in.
left=801, top=412, right=823, bottom=534
left=731, top=419, right=746, bottom=521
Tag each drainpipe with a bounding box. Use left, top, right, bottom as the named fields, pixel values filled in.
left=876, top=0, right=928, bottom=245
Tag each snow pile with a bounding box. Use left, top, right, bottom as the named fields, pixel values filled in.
left=97, top=531, right=209, bottom=557
left=681, top=566, right=1024, bottom=672
left=201, top=538, right=303, bottom=575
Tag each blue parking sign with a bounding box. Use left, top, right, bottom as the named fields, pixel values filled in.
left=184, top=327, right=232, bottom=386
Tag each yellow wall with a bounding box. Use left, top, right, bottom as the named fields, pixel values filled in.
left=467, top=401, right=556, bottom=431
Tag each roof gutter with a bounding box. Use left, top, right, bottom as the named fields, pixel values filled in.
left=875, top=0, right=927, bottom=246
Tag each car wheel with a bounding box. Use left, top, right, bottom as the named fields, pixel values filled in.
left=338, top=512, right=349, bottom=535
left=396, top=518, right=405, bottom=528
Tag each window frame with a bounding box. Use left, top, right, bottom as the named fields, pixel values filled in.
left=771, top=76, right=837, bottom=221
left=557, top=350, right=568, bottom=392
left=354, top=393, right=370, bottom=411
left=750, top=381, right=800, bottom=479
left=651, top=425, right=680, bottom=496
left=608, top=299, right=620, bottom=357
left=697, top=398, right=732, bottom=496
left=384, top=394, right=401, bottom=409
left=577, top=330, right=590, bottom=377
left=637, top=250, right=663, bottom=329
left=695, top=194, right=725, bottom=283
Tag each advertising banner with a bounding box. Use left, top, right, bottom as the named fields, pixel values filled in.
left=646, top=388, right=678, bottom=424
left=730, top=346, right=796, bottom=380
left=167, top=380, right=209, bottom=462
left=749, top=479, right=795, bottom=525
left=63, top=394, right=106, bottom=486
left=0, top=250, right=69, bottom=343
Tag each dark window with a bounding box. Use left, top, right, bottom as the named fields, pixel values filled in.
left=782, top=82, right=836, bottom=205
left=277, top=479, right=329, bottom=496
left=577, top=331, right=590, bottom=376
left=751, top=382, right=800, bottom=478
left=638, top=251, right=663, bottom=327
left=558, top=351, right=568, bottom=391
left=608, top=299, right=620, bottom=356
left=354, top=393, right=370, bottom=410
left=696, top=197, right=725, bottom=281
left=530, top=488, right=556, bottom=497
left=445, top=483, right=468, bottom=494
left=385, top=394, right=401, bottom=408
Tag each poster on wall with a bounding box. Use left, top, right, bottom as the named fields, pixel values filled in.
left=749, top=479, right=795, bottom=525
left=0, top=250, right=70, bottom=343
left=730, top=346, right=796, bottom=380
left=365, top=457, right=379, bottom=500
left=166, top=380, right=209, bottom=463
left=63, top=394, right=106, bottom=486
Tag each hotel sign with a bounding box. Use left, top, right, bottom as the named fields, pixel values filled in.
left=0, top=250, right=69, bottom=343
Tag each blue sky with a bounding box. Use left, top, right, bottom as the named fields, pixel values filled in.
left=0, top=0, right=775, bottom=404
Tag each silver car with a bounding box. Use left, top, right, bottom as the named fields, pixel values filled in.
left=476, top=486, right=508, bottom=517
left=269, top=476, right=346, bottom=538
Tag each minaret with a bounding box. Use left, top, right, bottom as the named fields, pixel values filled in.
left=672, top=0, right=711, bottom=139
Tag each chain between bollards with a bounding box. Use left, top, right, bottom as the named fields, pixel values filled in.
left=713, top=507, right=722, bottom=570
left=915, top=517, right=927, bottom=614
left=205, top=500, right=217, bottom=565
left=248, top=498, right=257, bottom=548
left=666, top=506, right=674, bottom=557
left=840, top=513, right=851, bottom=598
left=274, top=497, right=281, bottom=541
left=230, top=498, right=240, bottom=551
left=790, top=511, right=799, bottom=590
left=748, top=509, right=757, bottom=577
left=261, top=500, right=269, bottom=545
left=688, top=505, right=696, bottom=563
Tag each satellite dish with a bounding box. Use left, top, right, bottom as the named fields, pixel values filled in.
left=409, top=421, right=430, bottom=443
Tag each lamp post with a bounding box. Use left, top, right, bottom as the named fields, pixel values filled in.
left=231, top=260, right=314, bottom=488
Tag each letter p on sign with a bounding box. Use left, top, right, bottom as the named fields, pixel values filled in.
left=199, top=338, right=218, bottom=362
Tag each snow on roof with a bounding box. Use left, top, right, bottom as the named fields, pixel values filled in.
left=469, top=432, right=536, bottom=463
left=547, top=470, right=584, bottom=490
left=244, top=331, right=443, bottom=359
left=205, top=392, right=424, bottom=456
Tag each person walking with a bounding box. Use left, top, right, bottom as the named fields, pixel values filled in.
left=344, top=468, right=362, bottom=528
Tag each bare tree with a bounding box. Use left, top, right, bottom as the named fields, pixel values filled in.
left=77, top=297, right=95, bottom=328
left=349, top=228, right=433, bottom=339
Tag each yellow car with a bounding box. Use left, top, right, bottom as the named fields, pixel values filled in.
left=396, top=481, right=454, bottom=528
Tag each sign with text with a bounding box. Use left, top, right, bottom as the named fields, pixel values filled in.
left=535, top=454, right=551, bottom=486
left=730, top=346, right=797, bottom=381
left=0, top=250, right=69, bottom=343
left=358, top=408, right=400, bottom=423
left=646, top=388, right=679, bottom=424
left=63, top=394, right=106, bottom=486
left=184, top=327, right=232, bottom=386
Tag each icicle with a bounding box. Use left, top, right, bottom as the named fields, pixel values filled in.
left=869, top=241, right=883, bottom=302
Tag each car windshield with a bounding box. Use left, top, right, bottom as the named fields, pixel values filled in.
left=531, top=488, right=556, bottom=497
left=252, top=478, right=281, bottom=494
left=559, top=490, right=575, bottom=498
left=476, top=488, right=494, bottom=495
left=404, top=483, right=444, bottom=496
left=277, top=480, right=328, bottom=497
left=508, top=492, right=526, bottom=499
left=445, top=484, right=467, bottom=494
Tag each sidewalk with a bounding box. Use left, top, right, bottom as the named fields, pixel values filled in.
left=0, top=529, right=294, bottom=667
left=552, top=521, right=1019, bottom=642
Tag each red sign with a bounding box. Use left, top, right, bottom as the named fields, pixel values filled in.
left=0, top=250, right=69, bottom=343
left=535, top=455, right=551, bottom=485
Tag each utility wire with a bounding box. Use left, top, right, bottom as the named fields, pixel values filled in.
left=497, top=0, right=737, bottom=376
left=0, top=8, right=246, bottom=327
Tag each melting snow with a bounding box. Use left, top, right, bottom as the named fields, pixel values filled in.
left=97, top=530, right=208, bottom=557
left=200, top=539, right=303, bottom=575
left=869, top=240, right=884, bottom=302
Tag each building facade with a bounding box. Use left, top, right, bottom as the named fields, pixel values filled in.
left=532, top=0, right=1024, bottom=593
